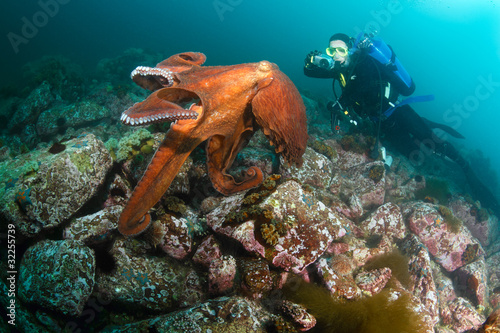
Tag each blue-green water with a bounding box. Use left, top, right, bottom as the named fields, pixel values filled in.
left=1, top=0, right=500, bottom=196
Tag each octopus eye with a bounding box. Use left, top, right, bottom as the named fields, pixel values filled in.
left=179, top=54, right=194, bottom=61
left=258, top=61, right=272, bottom=72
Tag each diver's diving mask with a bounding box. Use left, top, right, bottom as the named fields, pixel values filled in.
left=326, top=46, right=348, bottom=57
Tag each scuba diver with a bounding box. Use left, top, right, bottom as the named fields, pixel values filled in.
left=304, top=32, right=500, bottom=216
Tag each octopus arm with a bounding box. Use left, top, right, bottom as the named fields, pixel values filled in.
left=251, top=70, right=308, bottom=166
left=206, top=125, right=263, bottom=195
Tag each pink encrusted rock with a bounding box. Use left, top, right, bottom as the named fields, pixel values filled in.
left=433, top=268, right=457, bottom=305
left=281, top=147, right=334, bottom=190
left=206, top=193, right=265, bottom=256
left=316, top=256, right=361, bottom=299
left=352, top=247, right=384, bottom=267
left=337, top=149, right=370, bottom=170
left=209, top=255, right=237, bottom=295
left=449, top=197, right=498, bottom=247
left=158, top=215, right=193, bottom=260
left=408, top=247, right=439, bottom=327
left=355, top=268, right=392, bottom=296
left=260, top=180, right=347, bottom=273
left=434, top=327, right=457, bottom=333
left=360, top=202, right=406, bottom=241
left=491, top=292, right=500, bottom=309
left=192, top=235, right=222, bottom=268
left=455, top=257, right=489, bottom=307
left=239, top=259, right=273, bottom=299
left=440, top=297, right=485, bottom=332
left=486, top=251, right=500, bottom=304
left=341, top=161, right=386, bottom=211
left=207, top=180, right=347, bottom=273
left=407, top=202, right=482, bottom=272
left=281, top=300, right=317, bottom=331
left=327, top=242, right=350, bottom=255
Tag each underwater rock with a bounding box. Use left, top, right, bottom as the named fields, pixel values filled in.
left=209, top=255, right=237, bottom=295
left=407, top=243, right=440, bottom=327
left=433, top=266, right=457, bottom=306
left=156, top=214, right=193, bottom=260
left=455, top=257, right=489, bottom=308
left=355, top=267, right=392, bottom=296
left=239, top=258, right=273, bottom=299
left=192, top=235, right=222, bottom=268
left=8, top=81, right=54, bottom=131
left=386, top=171, right=426, bottom=203
left=18, top=239, right=96, bottom=316
left=95, top=237, right=205, bottom=312
left=200, top=195, right=222, bottom=214
left=63, top=205, right=122, bottom=243
left=0, top=96, right=21, bottom=127
left=341, top=161, right=386, bottom=212
left=281, top=299, right=317, bottom=331
left=102, top=173, right=132, bottom=208
left=100, top=296, right=273, bottom=332
left=207, top=180, right=347, bottom=273
left=280, top=147, right=334, bottom=190
left=0, top=134, right=112, bottom=237
left=486, top=251, right=500, bottom=307
left=406, top=202, right=483, bottom=272
left=36, top=100, right=112, bottom=137
left=316, top=255, right=361, bottom=299
left=336, top=143, right=371, bottom=170
left=450, top=196, right=499, bottom=247
left=360, top=202, right=406, bottom=241
left=440, top=297, right=485, bottom=332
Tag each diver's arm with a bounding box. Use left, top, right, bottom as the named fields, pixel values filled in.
left=304, top=65, right=335, bottom=78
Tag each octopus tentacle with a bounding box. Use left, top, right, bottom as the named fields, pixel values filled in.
left=206, top=133, right=263, bottom=195
left=119, top=131, right=202, bottom=236
left=209, top=165, right=264, bottom=195
left=121, top=106, right=198, bottom=126
left=120, top=88, right=201, bottom=126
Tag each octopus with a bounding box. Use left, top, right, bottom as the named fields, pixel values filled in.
left=118, top=52, right=308, bottom=236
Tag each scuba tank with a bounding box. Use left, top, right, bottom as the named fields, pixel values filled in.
left=353, top=32, right=416, bottom=96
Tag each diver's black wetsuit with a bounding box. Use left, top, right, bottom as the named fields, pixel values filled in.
left=304, top=50, right=500, bottom=215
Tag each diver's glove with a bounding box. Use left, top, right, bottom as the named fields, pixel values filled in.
left=327, top=100, right=342, bottom=113
left=305, top=50, right=321, bottom=68
left=357, top=37, right=373, bottom=49
left=327, top=100, right=347, bottom=119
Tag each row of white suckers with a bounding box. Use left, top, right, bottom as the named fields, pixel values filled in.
left=126, top=67, right=197, bottom=125
left=130, top=66, right=174, bottom=83
left=120, top=111, right=198, bottom=126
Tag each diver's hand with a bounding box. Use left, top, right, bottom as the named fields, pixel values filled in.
left=305, top=50, right=321, bottom=67
left=357, top=37, right=373, bottom=49
left=327, top=100, right=343, bottom=115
